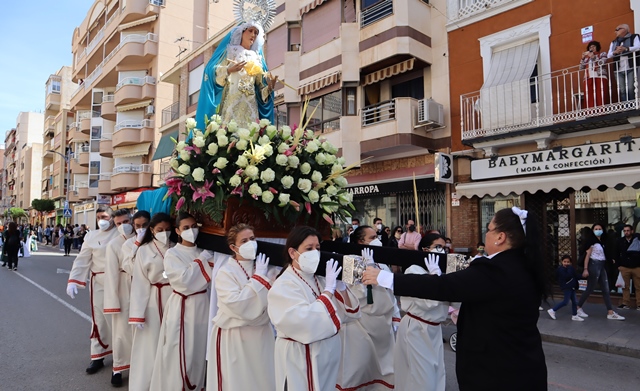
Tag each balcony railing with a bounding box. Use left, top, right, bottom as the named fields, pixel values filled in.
left=75, top=180, right=89, bottom=189
left=102, top=132, right=113, bottom=140
left=162, top=101, right=180, bottom=126
left=361, top=0, right=393, bottom=28
left=362, top=99, right=396, bottom=126
left=460, top=59, right=640, bottom=140
left=103, top=94, right=115, bottom=103
left=114, top=119, right=154, bottom=132
left=150, top=0, right=165, bottom=5
left=116, top=75, right=156, bottom=90
left=448, top=0, right=515, bottom=22
left=77, top=110, right=92, bottom=121
left=100, top=173, right=113, bottom=180
left=113, top=164, right=152, bottom=174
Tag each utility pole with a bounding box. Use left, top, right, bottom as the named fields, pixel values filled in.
left=47, top=150, right=71, bottom=225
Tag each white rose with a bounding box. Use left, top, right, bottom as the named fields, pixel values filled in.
left=308, top=190, right=320, bottom=203
left=185, top=117, right=197, bottom=129
left=248, top=122, right=260, bottom=133
left=334, top=176, right=348, bottom=187
left=278, top=193, right=290, bottom=205
left=206, top=143, right=219, bottom=156
left=320, top=195, right=332, bottom=204
left=275, top=154, right=288, bottom=166
left=261, top=191, right=274, bottom=204
left=326, top=185, right=338, bottom=196
left=288, top=155, right=300, bottom=168
left=248, top=183, right=263, bottom=196
left=281, top=126, right=292, bottom=139
left=235, top=155, right=249, bottom=168
left=259, top=118, right=271, bottom=128
left=245, top=165, right=259, bottom=180
left=217, top=135, right=229, bottom=147
left=170, top=158, right=179, bottom=169
left=338, top=192, right=353, bottom=205
left=305, top=141, right=319, bottom=153
left=206, top=121, right=219, bottom=133
left=325, top=154, right=337, bottom=165
left=315, top=153, right=327, bottom=165
left=194, top=130, right=204, bottom=139
left=337, top=157, right=346, bottom=165
left=211, top=114, right=222, bottom=124
left=260, top=168, right=275, bottom=183
left=331, top=164, right=343, bottom=174
left=216, top=128, right=227, bottom=137
left=237, top=128, right=251, bottom=140
left=176, top=141, right=186, bottom=151
left=236, top=139, right=248, bottom=151
left=214, top=157, right=228, bottom=169
left=229, top=175, right=242, bottom=187
left=227, top=120, right=238, bottom=132
left=266, top=125, right=277, bottom=139
left=179, top=150, right=191, bottom=161
left=277, top=143, right=289, bottom=154
left=192, top=167, right=205, bottom=182
left=297, top=178, right=312, bottom=193
left=322, top=141, right=335, bottom=152
left=305, top=129, right=314, bottom=139
left=258, top=135, right=270, bottom=146
left=300, top=162, right=311, bottom=175
left=281, top=175, right=294, bottom=189
left=178, top=164, right=191, bottom=176
left=263, top=144, right=274, bottom=156
left=193, top=137, right=205, bottom=148
left=311, top=171, right=323, bottom=183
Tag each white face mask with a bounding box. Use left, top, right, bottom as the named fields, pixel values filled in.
left=136, top=228, right=146, bottom=235
left=376, top=224, right=382, bottom=231
left=236, top=240, right=258, bottom=260
left=369, top=238, right=383, bottom=247
left=118, top=224, right=133, bottom=236
left=97, top=219, right=111, bottom=231
left=431, top=248, right=446, bottom=254
left=181, top=227, right=199, bottom=243
left=155, top=231, right=170, bottom=245
left=297, top=249, right=320, bottom=273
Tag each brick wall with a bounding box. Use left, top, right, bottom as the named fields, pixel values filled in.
left=451, top=195, right=481, bottom=251
left=347, top=154, right=435, bottom=177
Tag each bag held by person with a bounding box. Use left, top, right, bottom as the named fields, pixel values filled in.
left=615, top=272, right=625, bottom=289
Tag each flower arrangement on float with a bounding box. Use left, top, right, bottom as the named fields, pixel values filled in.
left=164, top=109, right=355, bottom=226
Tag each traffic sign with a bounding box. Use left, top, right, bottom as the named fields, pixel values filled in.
left=63, top=209, right=73, bottom=218
left=64, top=200, right=69, bottom=209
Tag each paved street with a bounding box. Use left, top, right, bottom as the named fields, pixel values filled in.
left=1, top=248, right=640, bottom=390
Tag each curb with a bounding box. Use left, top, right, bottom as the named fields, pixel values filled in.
left=540, top=333, right=640, bottom=359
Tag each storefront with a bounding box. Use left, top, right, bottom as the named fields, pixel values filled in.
left=110, top=188, right=154, bottom=211
left=74, top=202, right=96, bottom=228
left=455, top=138, right=640, bottom=283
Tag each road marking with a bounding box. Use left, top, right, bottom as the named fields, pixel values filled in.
left=56, top=268, right=71, bottom=274
left=14, top=271, right=91, bottom=323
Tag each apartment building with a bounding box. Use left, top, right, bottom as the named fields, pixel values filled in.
left=68, top=0, right=234, bottom=220
left=159, top=0, right=452, bottom=234
left=448, top=0, right=640, bottom=271
left=3, top=113, right=45, bottom=217
left=41, top=66, right=76, bottom=226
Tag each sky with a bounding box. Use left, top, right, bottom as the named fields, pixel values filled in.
left=0, top=1, right=90, bottom=140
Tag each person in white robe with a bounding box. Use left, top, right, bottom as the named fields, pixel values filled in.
left=150, top=212, right=212, bottom=391
left=268, top=226, right=359, bottom=391
left=207, top=224, right=279, bottom=391
left=66, top=208, right=119, bottom=375
left=128, top=212, right=174, bottom=391
left=103, top=209, right=150, bottom=386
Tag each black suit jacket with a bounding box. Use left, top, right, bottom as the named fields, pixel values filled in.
left=394, top=248, right=547, bottom=391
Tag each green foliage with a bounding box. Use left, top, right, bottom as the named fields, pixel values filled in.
left=31, top=199, right=56, bottom=213
left=9, top=207, right=27, bottom=221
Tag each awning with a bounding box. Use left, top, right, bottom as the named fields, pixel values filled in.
left=455, top=166, right=640, bottom=198
left=112, top=143, right=151, bottom=158
left=298, top=71, right=341, bottom=96
left=300, top=0, right=328, bottom=16
left=116, top=99, right=153, bottom=112
left=152, top=130, right=179, bottom=161
left=118, top=15, right=157, bottom=31
left=363, top=58, right=415, bottom=86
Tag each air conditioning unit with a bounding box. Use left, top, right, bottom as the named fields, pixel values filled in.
left=289, top=43, right=300, bottom=52
left=418, top=99, right=444, bottom=127
left=146, top=105, right=155, bottom=116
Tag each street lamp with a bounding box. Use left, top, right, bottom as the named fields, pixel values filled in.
left=47, top=149, right=71, bottom=225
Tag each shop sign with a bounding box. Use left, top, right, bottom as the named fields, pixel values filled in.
left=471, top=138, right=640, bottom=180
left=112, top=188, right=152, bottom=205
left=435, top=153, right=453, bottom=184
left=97, top=195, right=111, bottom=204
left=347, top=177, right=437, bottom=198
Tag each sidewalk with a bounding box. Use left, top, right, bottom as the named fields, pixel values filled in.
left=538, top=301, right=640, bottom=359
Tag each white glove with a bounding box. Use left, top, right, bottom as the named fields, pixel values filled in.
left=136, top=323, right=145, bottom=330
left=199, top=250, right=214, bottom=262
left=255, top=253, right=269, bottom=277
left=336, top=280, right=347, bottom=292
left=424, top=253, right=442, bottom=276
left=361, top=248, right=375, bottom=264
left=66, top=283, right=78, bottom=299
left=136, top=230, right=146, bottom=244
left=324, top=259, right=342, bottom=294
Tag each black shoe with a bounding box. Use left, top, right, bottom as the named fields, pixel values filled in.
left=12, top=267, right=17, bottom=271
left=86, top=358, right=104, bottom=374
left=111, top=372, right=123, bottom=387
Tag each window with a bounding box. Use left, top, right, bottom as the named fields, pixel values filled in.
left=305, top=91, right=342, bottom=133
left=392, top=77, right=424, bottom=100
left=302, top=0, right=341, bottom=53
left=266, top=24, right=287, bottom=67
left=92, top=91, right=103, bottom=117
left=89, top=161, right=100, bottom=188
left=275, top=104, right=288, bottom=128
left=188, top=64, right=204, bottom=107
left=344, top=86, right=357, bottom=116
left=90, top=126, right=101, bottom=153
left=47, top=80, right=61, bottom=94
left=188, top=90, right=200, bottom=107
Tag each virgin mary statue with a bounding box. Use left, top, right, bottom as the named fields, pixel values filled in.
left=195, top=21, right=277, bottom=129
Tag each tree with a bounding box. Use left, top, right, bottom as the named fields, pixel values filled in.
left=32, top=199, right=56, bottom=213
left=9, top=207, right=27, bottom=222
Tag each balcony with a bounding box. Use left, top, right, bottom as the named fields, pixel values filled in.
left=52, top=187, right=63, bottom=199
left=359, top=97, right=434, bottom=157
left=112, top=119, right=154, bottom=148
left=43, top=164, right=51, bottom=179
left=460, top=61, right=640, bottom=142
left=78, top=111, right=93, bottom=134
left=447, top=0, right=528, bottom=29
left=161, top=101, right=180, bottom=128
left=122, top=0, right=163, bottom=23
left=78, top=146, right=90, bottom=167
left=44, top=116, right=56, bottom=138
left=114, top=76, right=156, bottom=106
left=73, top=181, right=91, bottom=200
left=68, top=121, right=89, bottom=143
left=98, top=173, right=115, bottom=194
left=74, top=6, right=121, bottom=71
left=100, top=133, right=114, bottom=158
left=45, top=75, right=62, bottom=110
left=43, top=147, right=54, bottom=158
left=71, top=158, right=89, bottom=174
left=111, top=164, right=152, bottom=191
left=101, top=94, right=116, bottom=121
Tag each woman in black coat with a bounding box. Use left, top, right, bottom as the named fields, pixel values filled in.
left=3, top=222, right=22, bottom=271
left=363, top=207, right=548, bottom=391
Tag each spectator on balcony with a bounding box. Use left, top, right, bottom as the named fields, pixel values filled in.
left=580, top=41, right=610, bottom=108
left=607, top=24, right=640, bottom=101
